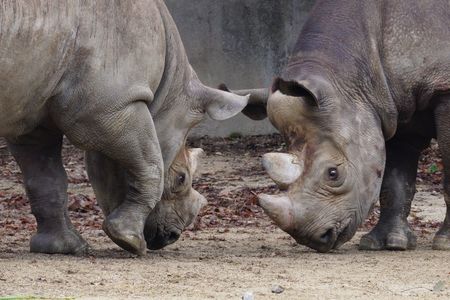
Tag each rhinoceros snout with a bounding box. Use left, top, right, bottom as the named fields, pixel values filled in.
left=302, top=219, right=355, bottom=252
left=146, top=230, right=181, bottom=250
left=301, top=227, right=337, bottom=253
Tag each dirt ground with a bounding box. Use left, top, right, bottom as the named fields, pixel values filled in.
left=0, top=136, right=449, bottom=299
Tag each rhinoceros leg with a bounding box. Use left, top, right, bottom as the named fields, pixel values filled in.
left=51, top=93, right=163, bottom=255
left=84, top=151, right=127, bottom=220
left=359, top=135, right=430, bottom=250
left=433, top=96, right=450, bottom=250
left=7, top=125, right=88, bottom=255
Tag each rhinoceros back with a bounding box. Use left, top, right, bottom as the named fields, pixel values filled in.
left=0, top=1, right=79, bottom=137
left=0, top=0, right=166, bottom=138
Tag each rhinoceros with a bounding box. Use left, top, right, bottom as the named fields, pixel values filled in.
left=1, top=0, right=248, bottom=255
left=229, top=0, right=450, bottom=252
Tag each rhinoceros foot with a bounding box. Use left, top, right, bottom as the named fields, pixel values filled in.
left=432, top=225, right=450, bottom=250
left=359, top=219, right=416, bottom=251
left=103, top=211, right=146, bottom=256
left=30, top=230, right=88, bottom=255
left=432, top=235, right=450, bottom=250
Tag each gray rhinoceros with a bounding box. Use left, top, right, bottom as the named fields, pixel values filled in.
left=231, top=0, right=450, bottom=252
left=1, top=0, right=248, bottom=255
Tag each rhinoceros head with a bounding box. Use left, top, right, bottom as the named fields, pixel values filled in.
left=258, top=72, right=387, bottom=252
left=142, top=72, right=249, bottom=249
left=144, top=147, right=206, bottom=249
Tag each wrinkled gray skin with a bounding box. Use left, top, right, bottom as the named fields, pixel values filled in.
left=86, top=146, right=206, bottom=250
left=234, top=0, right=450, bottom=252
left=1, top=0, right=247, bottom=255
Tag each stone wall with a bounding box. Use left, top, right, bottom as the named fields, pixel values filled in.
left=165, top=0, right=315, bottom=137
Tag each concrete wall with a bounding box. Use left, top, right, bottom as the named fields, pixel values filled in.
left=165, top=0, right=315, bottom=137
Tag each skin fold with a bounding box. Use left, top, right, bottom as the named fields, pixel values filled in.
left=1, top=0, right=248, bottom=255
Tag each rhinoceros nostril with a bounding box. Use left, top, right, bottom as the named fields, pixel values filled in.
left=168, top=231, right=180, bottom=242
left=319, top=228, right=334, bottom=245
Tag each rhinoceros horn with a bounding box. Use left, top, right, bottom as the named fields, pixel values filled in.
left=258, top=194, right=294, bottom=230
left=188, top=148, right=204, bottom=174
left=262, top=153, right=302, bottom=189
left=218, top=84, right=269, bottom=120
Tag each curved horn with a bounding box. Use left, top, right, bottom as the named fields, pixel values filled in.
left=218, top=84, right=269, bottom=120
left=188, top=148, right=204, bottom=175
left=258, top=194, right=294, bottom=230
left=262, top=153, right=302, bottom=189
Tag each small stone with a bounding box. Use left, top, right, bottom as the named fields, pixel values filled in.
left=433, top=280, right=445, bottom=292
left=271, top=284, right=284, bottom=294
left=242, top=291, right=254, bottom=300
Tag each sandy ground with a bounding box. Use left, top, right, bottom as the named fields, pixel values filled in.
left=0, top=137, right=449, bottom=299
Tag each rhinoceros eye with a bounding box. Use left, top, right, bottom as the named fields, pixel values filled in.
left=177, top=173, right=186, bottom=185
left=327, top=167, right=338, bottom=181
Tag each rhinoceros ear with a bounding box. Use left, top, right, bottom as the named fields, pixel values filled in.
left=218, top=84, right=269, bottom=120
left=272, top=77, right=320, bottom=108
left=194, top=82, right=249, bottom=121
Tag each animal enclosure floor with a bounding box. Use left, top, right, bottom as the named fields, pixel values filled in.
left=0, top=136, right=449, bottom=299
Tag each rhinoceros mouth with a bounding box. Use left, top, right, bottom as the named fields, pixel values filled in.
left=146, top=230, right=181, bottom=250
left=332, top=218, right=355, bottom=250
left=299, top=218, right=354, bottom=253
